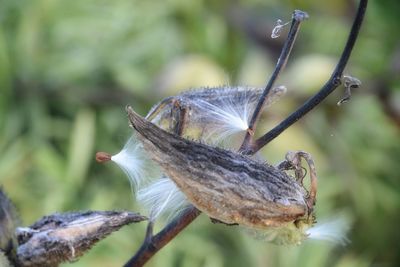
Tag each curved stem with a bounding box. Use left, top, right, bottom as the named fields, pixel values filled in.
left=250, top=0, right=368, bottom=154
left=123, top=208, right=200, bottom=267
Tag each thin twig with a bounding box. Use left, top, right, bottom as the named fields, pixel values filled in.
left=249, top=0, right=368, bottom=154
left=123, top=1, right=367, bottom=265
left=123, top=207, right=200, bottom=267
left=240, top=10, right=308, bottom=152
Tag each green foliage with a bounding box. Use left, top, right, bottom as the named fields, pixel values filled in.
left=0, top=0, right=399, bottom=266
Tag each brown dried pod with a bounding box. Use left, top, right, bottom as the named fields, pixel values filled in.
left=15, top=211, right=146, bottom=267
left=126, top=106, right=316, bottom=238
left=102, top=86, right=287, bottom=222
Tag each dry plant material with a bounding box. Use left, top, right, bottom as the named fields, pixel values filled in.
left=127, top=106, right=317, bottom=244
left=15, top=211, right=146, bottom=267
left=98, top=86, right=287, bottom=224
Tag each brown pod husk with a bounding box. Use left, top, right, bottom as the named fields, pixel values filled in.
left=126, top=106, right=313, bottom=229
left=16, top=211, right=146, bottom=267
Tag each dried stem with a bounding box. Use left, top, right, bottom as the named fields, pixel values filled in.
left=249, top=0, right=368, bottom=154
left=123, top=1, right=367, bottom=265
left=123, top=208, right=200, bottom=267
left=240, top=10, right=308, bottom=152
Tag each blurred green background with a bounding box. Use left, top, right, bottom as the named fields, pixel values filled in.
left=1, top=0, right=400, bottom=266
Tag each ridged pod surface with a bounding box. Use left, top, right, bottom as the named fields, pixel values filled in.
left=127, top=107, right=312, bottom=229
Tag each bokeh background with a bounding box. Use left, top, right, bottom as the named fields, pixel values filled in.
left=1, top=0, right=400, bottom=266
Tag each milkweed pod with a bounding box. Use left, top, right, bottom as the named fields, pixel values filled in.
left=126, top=106, right=315, bottom=230
left=15, top=211, right=146, bottom=266
left=106, top=86, right=287, bottom=221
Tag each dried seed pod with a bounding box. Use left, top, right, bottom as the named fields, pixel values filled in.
left=104, top=86, right=287, bottom=222
left=126, top=106, right=315, bottom=230
left=146, top=86, right=286, bottom=142
left=15, top=211, right=146, bottom=267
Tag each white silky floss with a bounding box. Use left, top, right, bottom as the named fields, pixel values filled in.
left=195, top=93, right=253, bottom=143
left=137, top=177, right=189, bottom=222
left=110, top=136, right=189, bottom=221
left=306, top=216, right=350, bottom=245
left=194, top=86, right=286, bottom=144
left=110, top=136, right=148, bottom=191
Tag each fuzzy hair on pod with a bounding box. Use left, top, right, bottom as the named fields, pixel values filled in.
left=110, top=136, right=153, bottom=192
left=248, top=214, right=350, bottom=245
left=137, top=177, right=189, bottom=222
left=109, top=136, right=189, bottom=221
left=306, top=215, right=350, bottom=245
